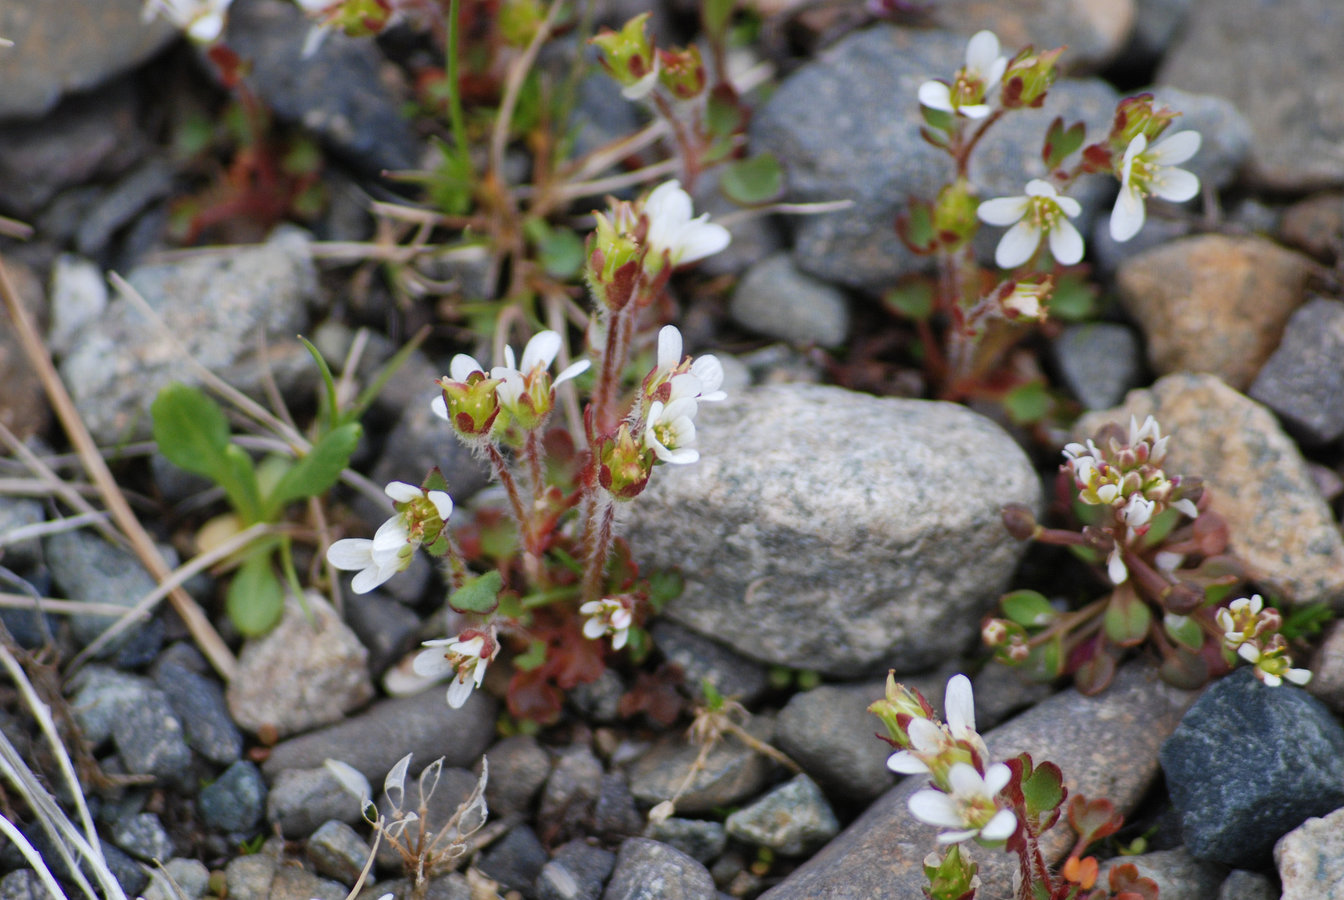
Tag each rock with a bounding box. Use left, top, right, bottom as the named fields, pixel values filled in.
left=1157, top=0, right=1344, bottom=190
left=1123, top=0, right=1195, bottom=65
left=0, top=869, right=61, bottom=900
left=773, top=684, right=895, bottom=804
left=1076, top=373, right=1344, bottom=608
left=1249, top=297, right=1344, bottom=445
left=48, top=254, right=109, bottom=357
left=357, top=875, right=472, bottom=900
left=341, top=591, right=421, bottom=678
left=538, top=745, right=605, bottom=845
left=760, top=663, right=1195, bottom=899
left=266, top=765, right=364, bottom=839
left=261, top=688, right=495, bottom=783
left=569, top=669, right=626, bottom=724
left=224, top=854, right=278, bottom=900
left=153, top=661, right=244, bottom=765
left=648, top=621, right=769, bottom=706
left=0, top=496, right=45, bottom=573
left=478, top=825, right=549, bottom=897
left=724, top=774, right=839, bottom=857
left=226, top=592, right=373, bottom=738
left=1097, top=847, right=1223, bottom=900
left=58, top=228, right=316, bottom=444
left=628, top=715, right=778, bottom=816
left=1218, top=869, right=1277, bottom=900
left=593, top=773, right=644, bottom=839
left=307, top=821, right=371, bottom=885
left=728, top=254, right=849, bottom=347
left=750, top=26, right=1118, bottom=290
left=645, top=819, right=727, bottom=865
left=690, top=166, right=786, bottom=280
left=108, top=812, right=174, bottom=862
left=622, top=384, right=1040, bottom=676
left=1162, top=668, right=1344, bottom=867
left=1052, top=322, right=1146, bottom=410
left=0, top=259, right=50, bottom=440
left=264, top=866, right=347, bottom=900
left=1114, top=235, right=1314, bottom=391
left=68, top=666, right=152, bottom=746
left=142, top=858, right=211, bottom=900
left=1276, top=806, right=1344, bottom=900
left=1279, top=193, right=1344, bottom=262
left=198, top=761, right=267, bottom=833
left=1307, top=621, right=1344, bottom=716
left=602, top=839, right=716, bottom=900
left=1148, top=87, right=1254, bottom=193
left=224, top=0, right=420, bottom=172
left=107, top=683, right=193, bottom=786
left=927, top=1, right=1136, bottom=73
left=537, top=840, right=616, bottom=900
left=483, top=734, right=552, bottom=819
left=374, top=766, right=480, bottom=870
left=0, top=0, right=174, bottom=120
left=73, top=160, right=176, bottom=259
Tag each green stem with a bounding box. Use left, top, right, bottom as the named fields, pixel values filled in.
left=445, top=0, right=471, bottom=174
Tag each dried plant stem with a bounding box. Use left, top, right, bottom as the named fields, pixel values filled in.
left=0, top=258, right=238, bottom=680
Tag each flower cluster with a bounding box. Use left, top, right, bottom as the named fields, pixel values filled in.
left=327, top=481, right=454, bottom=594
left=918, top=30, right=1008, bottom=120
left=1217, top=595, right=1311, bottom=687
left=580, top=596, right=634, bottom=650
left=413, top=628, right=501, bottom=708
left=1061, top=415, right=1200, bottom=584
left=872, top=674, right=1017, bottom=845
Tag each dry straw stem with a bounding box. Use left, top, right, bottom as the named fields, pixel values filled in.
left=0, top=256, right=238, bottom=680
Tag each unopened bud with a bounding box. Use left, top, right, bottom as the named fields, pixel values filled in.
left=657, top=45, right=706, bottom=100
left=1162, top=581, right=1203, bottom=615
left=1000, top=46, right=1063, bottom=109
left=1001, top=504, right=1039, bottom=541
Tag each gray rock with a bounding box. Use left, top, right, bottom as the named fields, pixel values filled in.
left=968, top=662, right=1058, bottom=732
left=74, top=161, right=176, bottom=259
left=1097, top=848, right=1224, bottom=900
left=691, top=167, right=786, bottom=280
left=0, top=497, right=45, bottom=572
left=1308, top=620, right=1344, bottom=716
left=357, top=874, right=472, bottom=900
left=773, top=684, right=895, bottom=805
left=1148, top=87, right=1253, bottom=193
left=58, top=228, right=316, bottom=444
left=648, top=621, right=769, bottom=706
left=646, top=818, right=726, bottom=865
left=537, top=840, right=616, bottom=900
left=226, top=592, right=374, bottom=739
left=478, top=824, right=548, bottom=895
left=593, top=773, right=644, bottom=839
left=261, top=688, right=495, bottom=784
left=751, top=26, right=1117, bottom=290
left=1124, top=0, right=1195, bottom=64
left=622, top=384, right=1039, bottom=676
left=602, top=839, right=715, bottom=900
left=628, top=715, right=777, bottom=816
left=44, top=529, right=161, bottom=656
left=724, top=774, right=839, bottom=857
left=1250, top=297, right=1344, bottom=445
left=265, top=866, right=347, bottom=900
left=48, top=254, right=109, bottom=357
left=343, top=591, right=422, bottom=677
left=224, top=854, right=278, bottom=900
left=729, top=253, right=849, bottom=347
left=1218, top=869, right=1277, bottom=900
left=1077, top=373, right=1344, bottom=608
left=1276, top=806, right=1344, bottom=900
left=266, top=765, right=364, bottom=839
left=109, top=812, right=174, bottom=863
left=760, top=664, right=1195, bottom=899
left=1162, top=668, right=1344, bottom=867
left=927, top=2, right=1136, bottom=73
left=108, top=684, right=192, bottom=786
left=1158, top=0, right=1344, bottom=190
left=484, top=734, right=552, bottom=819
left=142, top=858, right=211, bottom=900
left=0, top=1, right=173, bottom=120
left=223, top=0, right=420, bottom=172
left=198, top=761, right=267, bottom=834
left=307, top=820, right=371, bottom=885
left=153, top=661, right=243, bottom=765
left=1054, top=322, right=1146, bottom=410
left=538, top=745, right=605, bottom=845
left=569, top=668, right=626, bottom=724
left=0, top=869, right=61, bottom=900
left=69, top=666, right=151, bottom=745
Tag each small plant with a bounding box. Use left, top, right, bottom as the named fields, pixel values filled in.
left=871, top=673, right=1159, bottom=900
left=989, top=416, right=1310, bottom=692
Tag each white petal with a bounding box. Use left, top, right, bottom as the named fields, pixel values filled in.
left=964, top=30, right=1001, bottom=71
left=946, top=762, right=987, bottom=798
left=981, top=808, right=1018, bottom=841
left=690, top=355, right=725, bottom=399
left=1237, top=642, right=1260, bottom=663
left=583, top=617, right=608, bottom=640
left=427, top=491, right=454, bottom=520
left=186, top=10, right=226, bottom=41
left=412, top=646, right=456, bottom=678
left=909, top=790, right=965, bottom=829
left=1286, top=668, right=1312, bottom=686
left=521, top=331, right=561, bottom=373
left=674, top=219, right=732, bottom=265
left=1172, top=498, right=1199, bottom=520
left=1024, top=179, right=1058, bottom=199
left=612, top=628, right=629, bottom=650
left=657, top=325, right=684, bottom=370
left=658, top=446, right=700, bottom=465
left=995, top=219, right=1041, bottom=268
left=351, top=565, right=392, bottom=594
left=384, top=481, right=422, bottom=503
left=621, top=68, right=659, bottom=101
left=1107, top=547, right=1129, bottom=585
left=554, top=359, right=591, bottom=385
left=450, top=354, right=485, bottom=382
left=327, top=539, right=374, bottom=571
left=982, top=762, right=1011, bottom=795
left=431, top=394, right=449, bottom=421
left=944, top=674, right=976, bottom=738
left=1054, top=193, right=1082, bottom=218
left=446, top=676, right=475, bottom=709
left=958, top=103, right=992, bottom=120
left=976, top=196, right=1029, bottom=227
left=907, top=718, right=946, bottom=754
left=371, top=517, right=408, bottom=553
left=887, top=751, right=931, bottom=775
left=1048, top=219, right=1084, bottom=265
left=918, top=80, right=953, bottom=112
left=935, top=828, right=979, bottom=844
left=1150, top=130, right=1201, bottom=166
left=1109, top=187, right=1146, bottom=242
left=1153, top=168, right=1200, bottom=203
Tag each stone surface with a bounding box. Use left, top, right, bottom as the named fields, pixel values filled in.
left=261, top=688, right=496, bottom=783
left=773, top=684, right=896, bottom=804
left=751, top=26, right=1118, bottom=290
left=142, top=859, right=211, bottom=900
left=58, top=228, right=316, bottom=444
left=198, top=760, right=267, bottom=833
left=1279, top=193, right=1344, bottom=262
left=646, top=818, right=727, bottom=865
left=226, top=592, right=374, bottom=738
left=477, top=825, right=549, bottom=896
left=1053, top=322, right=1145, bottom=411
left=1162, top=668, right=1344, bottom=867
left=622, top=384, right=1040, bottom=676
left=1077, top=373, right=1344, bottom=608
left=1249, top=297, right=1344, bottom=445
left=537, top=840, right=616, bottom=900
left=1158, top=0, right=1344, bottom=190
left=266, top=765, right=365, bottom=839
left=648, top=621, right=769, bottom=706
left=724, top=774, right=839, bottom=857
left=1148, top=87, right=1254, bottom=193
left=483, top=734, right=552, bottom=819
left=602, top=839, right=716, bottom=900
left=1097, top=848, right=1223, bottom=900
left=538, top=744, right=605, bottom=845
left=48, top=253, right=109, bottom=357
left=760, top=664, right=1195, bottom=899
left=108, top=683, right=193, bottom=786
left=109, top=813, right=174, bottom=862
left=373, top=766, right=481, bottom=870
left=1114, top=235, right=1314, bottom=391
left=1275, top=806, right=1344, bottom=900
left=1219, top=869, right=1277, bottom=900
left=628, top=715, right=778, bottom=816
left=729, top=253, right=850, bottom=347
left=1307, top=620, right=1344, bottom=716
left=927, top=1, right=1136, bottom=73
left=153, top=661, right=244, bottom=765
left=0, top=0, right=175, bottom=120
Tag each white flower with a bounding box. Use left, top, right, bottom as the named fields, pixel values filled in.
left=580, top=597, right=634, bottom=650
left=644, top=181, right=731, bottom=267
left=917, top=31, right=1007, bottom=120
left=1120, top=494, right=1155, bottom=530
left=491, top=330, right=591, bottom=410
left=326, top=482, right=452, bottom=594
left=977, top=179, right=1084, bottom=268
left=413, top=632, right=499, bottom=708
left=142, top=0, right=232, bottom=42
left=653, top=325, right=727, bottom=402
left=644, top=397, right=700, bottom=464
left=886, top=674, right=985, bottom=775
left=908, top=762, right=1017, bottom=844
left=1109, top=131, right=1201, bottom=242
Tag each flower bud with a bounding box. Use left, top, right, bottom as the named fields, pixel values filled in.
left=597, top=424, right=653, bottom=499
left=1162, top=581, right=1203, bottom=615
left=932, top=178, right=980, bottom=251
left=590, top=13, right=658, bottom=99
left=585, top=208, right=644, bottom=311
left=1001, top=503, right=1039, bottom=540
left=327, top=0, right=393, bottom=37
left=438, top=373, right=502, bottom=439
left=1000, top=274, right=1052, bottom=321
left=1107, top=94, right=1179, bottom=156
left=657, top=45, right=706, bottom=101
left=1000, top=46, right=1063, bottom=108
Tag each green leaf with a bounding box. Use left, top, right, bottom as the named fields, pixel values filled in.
left=222, top=443, right=264, bottom=524
left=449, top=570, right=503, bottom=615
left=1103, top=590, right=1152, bottom=647
left=702, top=0, right=733, bottom=41
left=265, top=423, right=362, bottom=514
left=720, top=153, right=784, bottom=206
left=1020, top=759, right=1065, bottom=821
left=1022, top=634, right=1063, bottom=682
left=646, top=569, right=684, bottom=611
left=151, top=382, right=233, bottom=481
left=1047, top=273, right=1096, bottom=321
left=1164, top=612, right=1205, bottom=652
left=536, top=225, right=585, bottom=279
left=1000, top=590, right=1057, bottom=628
left=513, top=638, right=548, bottom=672
left=227, top=550, right=285, bottom=637
left=1002, top=381, right=1051, bottom=425
left=299, top=334, right=341, bottom=428
left=883, top=282, right=934, bottom=321
left=1042, top=116, right=1086, bottom=170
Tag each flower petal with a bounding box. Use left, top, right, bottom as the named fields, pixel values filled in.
left=427, top=491, right=454, bottom=520
left=977, top=196, right=1030, bottom=227
left=944, top=674, right=976, bottom=738
left=431, top=394, right=449, bottom=421
left=450, top=354, right=485, bottom=382
left=1151, top=130, right=1201, bottom=166
left=657, top=325, right=684, bottom=370
left=674, top=218, right=732, bottom=265
left=995, top=219, right=1041, bottom=268
left=1048, top=219, right=1085, bottom=265
left=1153, top=167, right=1200, bottom=203
left=327, top=538, right=373, bottom=571
left=965, top=30, right=1001, bottom=71
left=887, top=751, right=931, bottom=775
left=1109, top=187, right=1146, bottom=242
left=521, top=331, right=561, bottom=373
left=351, top=564, right=393, bottom=594
left=446, top=676, right=475, bottom=709
left=909, top=790, right=964, bottom=829
left=555, top=359, right=591, bottom=386
left=981, top=807, right=1019, bottom=842
left=918, top=80, right=953, bottom=112
left=384, top=481, right=421, bottom=503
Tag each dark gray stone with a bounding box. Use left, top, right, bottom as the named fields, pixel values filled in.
left=342, top=589, right=422, bottom=677
left=307, top=820, right=371, bottom=885
left=645, top=818, right=726, bottom=865
left=224, top=854, right=278, bottom=900
left=199, top=761, right=267, bottom=834
left=266, top=765, right=363, bottom=839
left=1097, top=848, right=1224, bottom=900
left=648, top=621, right=769, bottom=706
left=1250, top=297, right=1344, bottom=445
left=1149, top=87, right=1253, bottom=193
left=729, top=254, right=849, bottom=347
left=484, top=734, right=552, bottom=818
left=108, top=684, right=192, bottom=786
left=478, top=825, right=548, bottom=897
left=142, top=858, right=211, bottom=900
left=602, top=839, right=715, bottom=900
left=628, top=716, right=777, bottom=816
left=593, top=773, right=643, bottom=839
left=44, top=529, right=161, bottom=656
left=537, top=840, right=616, bottom=900
left=69, top=666, right=150, bottom=745
left=538, top=745, right=605, bottom=845
left=263, top=865, right=346, bottom=900
left=1161, top=668, right=1344, bottom=867
left=724, top=774, right=839, bottom=857
left=109, top=812, right=174, bottom=862
left=1054, top=322, right=1146, bottom=411
left=0, top=496, right=45, bottom=571
left=0, top=868, right=61, bottom=900
left=74, top=161, right=176, bottom=258
left=1218, top=869, right=1276, bottom=900
left=153, top=661, right=243, bottom=765
left=568, top=669, right=626, bottom=724
left=774, top=684, right=895, bottom=805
